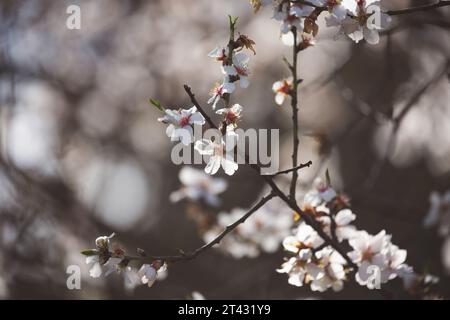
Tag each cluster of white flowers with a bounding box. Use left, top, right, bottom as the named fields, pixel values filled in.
left=255, top=0, right=391, bottom=46
left=269, top=0, right=391, bottom=105
left=158, top=20, right=254, bottom=177
left=80, top=2, right=444, bottom=296
left=193, top=24, right=256, bottom=176
left=83, top=234, right=166, bottom=289
left=278, top=178, right=413, bottom=292
left=348, top=230, right=411, bottom=287
left=203, top=197, right=294, bottom=258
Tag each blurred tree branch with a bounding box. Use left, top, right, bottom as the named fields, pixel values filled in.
left=385, top=0, right=450, bottom=16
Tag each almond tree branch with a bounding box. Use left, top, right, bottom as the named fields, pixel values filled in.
left=289, top=26, right=300, bottom=200
left=385, top=0, right=450, bottom=16
left=292, top=0, right=450, bottom=16
left=181, top=85, right=357, bottom=269
left=184, top=85, right=218, bottom=130
left=363, top=60, right=449, bottom=189
left=258, top=172, right=357, bottom=268
left=271, top=160, right=313, bottom=176
left=141, top=192, right=276, bottom=263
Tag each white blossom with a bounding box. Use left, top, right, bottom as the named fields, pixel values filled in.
left=309, top=247, right=347, bottom=292
left=86, top=255, right=124, bottom=279
left=348, top=230, right=391, bottom=288
left=222, top=52, right=251, bottom=89
left=318, top=208, right=357, bottom=242
left=278, top=243, right=347, bottom=291
left=273, top=4, right=304, bottom=34
left=277, top=254, right=312, bottom=287
left=302, top=177, right=337, bottom=207
left=86, top=234, right=116, bottom=278
left=169, top=166, right=228, bottom=206
left=194, top=125, right=239, bottom=176
left=272, top=77, right=293, bottom=105
left=123, top=266, right=142, bottom=290
left=207, top=81, right=235, bottom=110
left=138, top=264, right=158, bottom=287
left=282, top=222, right=324, bottom=254
left=290, top=0, right=318, bottom=18
left=86, top=255, right=102, bottom=278
left=158, top=106, right=205, bottom=145
left=191, top=291, right=206, bottom=300
left=316, top=0, right=350, bottom=21
left=208, top=46, right=229, bottom=62
left=290, top=2, right=316, bottom=18
left=216, top=103, right=243, bottom=125
left=328, top=0, right=391, bottom=45
left=103, top=257, right=123, bottom=276
left=380, top=244, right=409, bottom=283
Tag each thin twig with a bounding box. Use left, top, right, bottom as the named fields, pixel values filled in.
left=363, top=60, right=450, bottom=189
left=385, top=0, right=450, bottom=16
left=289, top=25, right=300, bottom=200
left=143, top=192, right=276, bottom=263
left=271, top=161, right=313, bottom=176
left=184, top=85, right=218, bottom=130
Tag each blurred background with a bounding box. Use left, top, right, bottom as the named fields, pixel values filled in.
left=0, top=0, right=449, bottom=299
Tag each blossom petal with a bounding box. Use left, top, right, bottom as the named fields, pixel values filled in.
left=335, top=209, right=356, bottom=226
left=205, top=156, right=221, bottom=175
left=195, top=139, right=214, bottom=155
left=221, top=155, right=238, bottom=176
left=239, top=77, right=250, bottom=89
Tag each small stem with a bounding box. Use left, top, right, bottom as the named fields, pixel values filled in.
left=223, top=17, right=237, bottom=108
left=385, top=0, right=450, bottom=16
left=143, top=192, right=276, bottom=263
left=184, top=85, right=218, bottom=130
left=289, top=26, right=300, bottom=200
left=271, top=161, right=312, bottom=176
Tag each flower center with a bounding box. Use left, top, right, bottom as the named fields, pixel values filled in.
left=226, top=111, right=238, bottom=123
left=277, top=81, right=291, bottom=95
left=356, top=0, right=366, bottom=7
left=213, top=143, right=224, bottom=157
left=235, top=65, right=248, bottom=76
left=362, top=248, right=374, bottom=261
left=286, top=13, right=298, bottom=23
left=210, top=83, right=223, bottom=97
left=326, top=0, right=341, bottom=8
left=179, top=116, right=191, bottom=127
